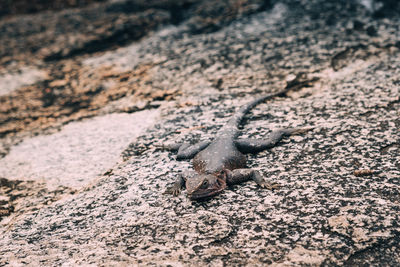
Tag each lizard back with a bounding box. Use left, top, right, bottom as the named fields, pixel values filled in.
left=193, top=89, right=289, bottom=174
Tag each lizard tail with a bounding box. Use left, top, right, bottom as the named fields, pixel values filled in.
left=227, top=88, right=289, bottom=128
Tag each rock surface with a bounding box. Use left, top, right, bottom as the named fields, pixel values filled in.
left=0, top=0, right=399, bottom=265
left=0, top=110, right=159, bottom=189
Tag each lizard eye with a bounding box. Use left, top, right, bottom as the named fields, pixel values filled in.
left=201, top=180, right=209, bottom=188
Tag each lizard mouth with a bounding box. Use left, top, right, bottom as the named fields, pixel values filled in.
left=187, top=189, right=223, bottom=200
left=187, top=185, right=225, bottom=200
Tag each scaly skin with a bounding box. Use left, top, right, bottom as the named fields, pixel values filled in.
left=165, top=89, right=311, bottom=200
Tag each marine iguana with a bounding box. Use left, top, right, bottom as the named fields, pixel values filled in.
left=165, top=89, right=310, bottom=200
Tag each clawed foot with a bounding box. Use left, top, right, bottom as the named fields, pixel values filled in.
left=163, top=186, right=181, bottom=196
left=287, top=126, right=314, bottom=135
left=259, top=181, right=280, bottom=190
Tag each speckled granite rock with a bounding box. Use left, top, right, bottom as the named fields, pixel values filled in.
left=0, top=0, right=399, bottom=265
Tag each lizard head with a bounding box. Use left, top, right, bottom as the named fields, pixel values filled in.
left=186, top=172, right=227, bottom=200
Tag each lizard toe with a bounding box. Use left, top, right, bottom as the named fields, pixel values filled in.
left=163, top=188, right=172, bottom=195
left=269, top=182, right=281, bottom=190
left=172, top=188, right=181, bottom=196
left=163, top=186, right=180, bottom=196
left=261, top=182, right=280, bottom=190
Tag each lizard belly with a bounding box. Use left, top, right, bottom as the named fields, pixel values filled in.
left=193, top=140, right=246, bottom=174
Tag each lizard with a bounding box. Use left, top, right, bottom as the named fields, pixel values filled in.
left=164, top=88, right=310, bottom=200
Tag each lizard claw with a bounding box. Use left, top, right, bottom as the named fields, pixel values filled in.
left=260, top=182, right=280, bottom=190
left=288, top=127, right=314, bottom=135
left=163, top=186, right=181, bottom=196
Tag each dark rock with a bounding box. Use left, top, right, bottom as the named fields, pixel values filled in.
left=366, top=25, right=378, bottom=36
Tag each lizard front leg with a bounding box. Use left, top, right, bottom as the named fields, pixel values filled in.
left=222, top=169, right=280, bottom=190
left=164, top=173, right=186, bottom=196
left=164, top=171, right=197, bottom=196
left=163, top=141, right=211, bottom=160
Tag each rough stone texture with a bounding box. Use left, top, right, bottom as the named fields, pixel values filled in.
left=0, top=110, right=159, bottom=190
left=0, top=0, right=399, bottom=266
left=0, top=0, right=106, bottom=17
left=0, top=65, right=47, bottom=96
